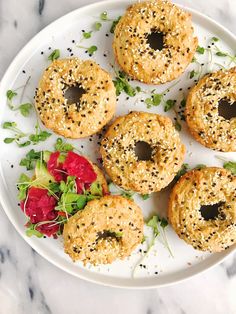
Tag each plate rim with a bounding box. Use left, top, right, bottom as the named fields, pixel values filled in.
left=0, top=0, right=235, bottom=289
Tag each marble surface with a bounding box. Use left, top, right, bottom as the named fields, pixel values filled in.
left=0, top=0, right=235, bottom=313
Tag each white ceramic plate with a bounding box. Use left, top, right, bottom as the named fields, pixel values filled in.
left=0, top=0, right=235, bottom=288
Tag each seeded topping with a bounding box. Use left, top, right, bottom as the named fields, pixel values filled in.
left=63, top=195, right=144, bottom=265
left=113, top=0, right=198, bottom=84
left=185, top=67, right=236, bottom=152
left=34, top=58, right=116, bottom=138
left=168, top=167, right=236, bottom=252
left=100, top=111, right=185, bottom=194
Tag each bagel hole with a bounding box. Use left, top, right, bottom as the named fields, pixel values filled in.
left=218, top=98, right=236, bottom=120
left=64, top=85, right=85, bottom=106
left=200, top=202, right=225, bottom=221
left=146, top=29, right=164, bottom=51
left=134, top=141, right=152, bottom=161
left=97, top=230, right=122, bottom=240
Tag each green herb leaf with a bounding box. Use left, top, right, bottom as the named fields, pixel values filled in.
left=141, top=194, right=150, bottom=200
left=113, top=71, right=137, bottom=97
left=4, top=137, right=15, bottom=144
left=194, top=164, right=206, bottom=170
left=48, top=49, right=60, bottom=61
left=6, top=90, right=17, bottom=100
left=212, top=37, right=219, bottom=42
left=174, top=163, right=190, bottom=181
left=87, top=45, right=97, bottom=55
left=160, top=218, right=168, bottom=228
left=90, top=182, right=103, bottom=196
left=94, top=22, right=102, bottom=31
left=152, top=94, right=162, bottom=106
left=196, top=46, right=205, bottom=54
left=180, top=99, right=186, bottom=108
left=2, top=121, right=17, bottom=129
left=223, top=161, right=236, bottom=175
left=83, top=31, right=92, bottom=39
left=113, top=231, right=123, bottom=237
left=216, top=51, right=227, bottom=57
left=48, top=182, right=61, bottom=195
left=164, top=99, right=175, bottom=112
left=76, top=195, right=87, bottom=210
left=147, top=215, right=160, bottom=237
left=110, top=16, right=121, bottom=33
left=189, top=70, right=197, bottom=79
left=191, top=56, right=197, bottom=63
left=54, top=138, right=74, bottom=153
left=26, top=228, right=44, bottom=238
left=19, top=103, right=32, bottom=117
left=100, top=11, right=108, bottom=20
left=18, top=141, right=31, bottom=147
left=17, top=173, right=31, bottom=201
left=121, top=191, right=134, bottom=200
left=19, top=149, right=41, bottom=170
left=29, top=130, right=51, bottom=144
left=174, top=121, right=181, bottom=131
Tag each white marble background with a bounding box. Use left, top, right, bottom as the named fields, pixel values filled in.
left=0, top=0, right=235, bottom=313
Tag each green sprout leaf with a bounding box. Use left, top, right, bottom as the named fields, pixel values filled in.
left=212, top=37, right=219, bottom=42
left=2, top=121, right=17, bottom=129
left=110, top=16, right=121, bottom=33
left=194, top=164, right=206, bottom=170
left=19, top=103, right=32, bottom=117
left=54, top=138, right=74, bottom=153
left=100, top=11, right=108, bottom=20
left=83, top=31, right=92, bottom=39
left=87, top=45, right=97, bottom=55
left=48, top=49, right=60, bottom=61
left=19, top=149, right=41, bottom=170
left=141, top=194, right=150, bottom=200
left=164, top=99, right=175, bottom=112
left=17, top=173, right=31, bottom=201
left=113, top=71, right=138, bottom=97
left=26, top=228, right=44, bottom=238
left=216, top=51, right=227, bottom=57
left=76, top=195, right=88, bottom=210
left=196, top=46, right=205, bottom=54
left=189, top=70, right=198, bottom=79
left=174, top=121, right=181, bottom=131
left=147, top=215, right=160, bottom=237
left=4, top=138, right=15, bottom=144
left=6, top=90, right=17, bottom=101
left=223, top=161, right=236, bottom=175
left=174, top=163, right=190, bottom=181
left=94, top=22, right=102, bottom=31
left=160, top=217, right=168, bottom=228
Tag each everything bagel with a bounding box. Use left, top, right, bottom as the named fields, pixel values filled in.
left=100, top=111, right=185, bottom=194
left=34, top=58, right=116, bottom=138
left=185, top=67, right=236, bottom=152
left=113, top=0, right=198, bottom=84
left=168, top=167, right=236, bottom=252
left=63, top=195, right=144, bottom=265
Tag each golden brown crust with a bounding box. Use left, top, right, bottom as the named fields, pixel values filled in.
left=185, top=67, right=236, bottom=152
left=100, top=111, right=185, bottom=194
left=168, top=167, right=236, bottom=252
left=113, top=0, right=198, bottom=84
left=63, top=195, right=144, bottom=265
left=34, top=58, right=116, bottom=138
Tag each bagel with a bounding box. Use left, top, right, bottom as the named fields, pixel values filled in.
left=100, top=111, right=185, bottom=194
left=113, top=0, right=198, bottom=84
left=185, top=67, right=236, bottom=152
left=34, top=58, right=116, bottom=138
left=63, top=195, right=144, bottom=265
left=168, top=167, right=236, bottom=252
